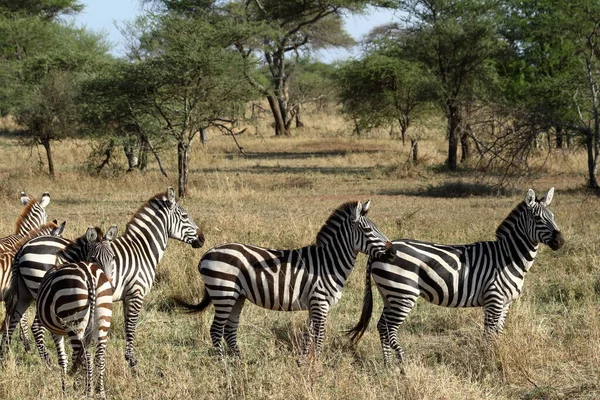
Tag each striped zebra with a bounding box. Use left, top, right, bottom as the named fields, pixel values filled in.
left=174, top=200, right=395, bottom=364
left=0, top=192, right=51, bottom=252
left=0, top=192, right=55, bottom=351
left=348, top=188, right=565, bottom=366
left=2, top=187, right=205, bottom=368
left=37, top=226, right=116, bottom=399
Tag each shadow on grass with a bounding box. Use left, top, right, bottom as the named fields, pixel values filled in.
left=194, top=164, right=374, bottom=177
left=224, top=149, right=382, bottom=161
left=379, top=181, right=521, bottom=198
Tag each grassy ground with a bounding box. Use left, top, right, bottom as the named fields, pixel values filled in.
left=0, top=113, right=598, bottom=399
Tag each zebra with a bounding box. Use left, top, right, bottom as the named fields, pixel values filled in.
left=36, top=226, right=116, bottom=399
left=174, top=200, right=395, bottom=364
left=0, top=192, right=51, bottom=252
left=0, top=191, right=55, bottom=351
left=2, top=187, right=205, bottom=368
left=348, top=188, right=565, bottom=366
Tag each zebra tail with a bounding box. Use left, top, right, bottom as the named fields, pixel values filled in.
left=347, top=260, right=374, bottom=344
left=83, top=272, right=96, bottom=349
left=4, top=254, right=24, bottom=327
left=172, top=288, right=212, bottom=313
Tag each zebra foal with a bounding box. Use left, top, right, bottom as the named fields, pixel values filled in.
left=36, top=226, right=117, bottom=399
left=348, top=188, right=565, bottom=366
left=175, top=200, right=395, bottom=364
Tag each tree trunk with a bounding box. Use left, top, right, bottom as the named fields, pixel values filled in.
left=447, top=103, right=460, bottom=170
left=460, top=131, right=470, bottom=163
left=295, top=104, right=304, bottom=128
left=410, top=138, right=419, bottom=165
left=138, top=134, right=149, bottom=171
left=177, top=141, right=190, bottom=198
left=267, top=95, right=289, bottom=136
left=555, top=126, right=564, bottom=149
left=41, top=136, right=55, bottom=179
left=199, top=127, right=207, bottom=146
left=399, top=116, right=409, bottom=145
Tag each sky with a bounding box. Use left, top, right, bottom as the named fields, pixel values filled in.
left=71, top=0, right=396, bottom=63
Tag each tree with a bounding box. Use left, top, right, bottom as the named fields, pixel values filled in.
left=336, top=44, right=437, bottom=142
left=0, top=14, right=110, bottom=178
left=116, top=13, right=257, bottom=197
left=386, top=0, right=502, bottom=169
left=225, top=0, right=363, bottom=136
left=497, top=0, right=600, bottom=188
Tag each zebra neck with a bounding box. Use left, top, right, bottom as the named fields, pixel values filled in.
left=497, top=234, right=539, bottom=273
left=315, top=240, right=357, bottom=284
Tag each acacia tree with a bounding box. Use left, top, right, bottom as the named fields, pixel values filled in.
left=0, top=5, right=110, bottom=178
left=227, top=0, right=363, bottom=136
left=124, top=14, right=257, bottom=197
left=386, top=0, right=502, bottom=169
left=496, top=0, right=600, bottom=188
left=336, top=45, right=437, bottom=142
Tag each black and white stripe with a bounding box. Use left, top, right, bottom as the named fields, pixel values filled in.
left=2, top=187, right=204, bottom=369
left=348, top=188, right=565, bottom=365
left=175, top=200, right=395, bottom=363
left=36, top=227, right=116, bottom=399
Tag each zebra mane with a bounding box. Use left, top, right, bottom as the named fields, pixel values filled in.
left=124, top=191, right=169, bottom=234
left=14, top=198, right=42, bottom=234
left=13, top=221, right=59, bottom=249
left=315, top=201, right=358, bottom=247
left=495, top=201, right=528, bottom=240
left=59, top=226, right=104, bottom=258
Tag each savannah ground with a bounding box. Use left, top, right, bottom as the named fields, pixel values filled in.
left=0, top=112, right=598, bottom=400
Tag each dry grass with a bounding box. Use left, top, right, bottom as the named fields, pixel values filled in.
left=0, top=112, right=598, bottom=399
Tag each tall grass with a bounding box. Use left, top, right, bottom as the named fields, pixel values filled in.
left=0, top=114, right=598, bottom=399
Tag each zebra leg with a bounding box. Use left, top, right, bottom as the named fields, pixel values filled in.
left=483, top=299, right=505, bottom=338
left=124, top=295, right=144, bottom=369
left=95, top=334, right=109, bottom=400
left=297, top=315, right=315, bottom=366
left=51, top=334, right=68, bottom=395
left=31, top=315, right=51, bottom=365
left=495, top=304, right=511, bottom=334
left=210, top=298, right=234, bottom=361
left=1, top=291, right=34, bottom=357
left=224, top=297, right=246, bottom=359
left=311, top=306, right=329, bottom=359
left=18, top=314, right=30, bottom=352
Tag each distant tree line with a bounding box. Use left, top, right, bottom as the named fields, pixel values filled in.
left=1, top=0, right=599, bottom=193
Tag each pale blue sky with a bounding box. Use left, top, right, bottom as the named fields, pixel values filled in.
left=71, top=0, right=395, bottom=62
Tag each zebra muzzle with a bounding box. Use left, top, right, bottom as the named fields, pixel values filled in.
left=378, top=241, right=396, bottom=263
left=191, top=230, right=205, bottom=249
left=548, top=231, right=565, bottom=250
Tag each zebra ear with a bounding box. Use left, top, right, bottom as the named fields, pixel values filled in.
left=167, top=186, right=176, bottom=208
left=52, top=221, right=66, bottom=236
left=525, top=189, right=536, bottom=208
left=361, top=199, right=371, bottom=216
left=105, top=225, right=118, bottom=241
left=352, top=202, right=362, bottom=223
left=39, top=192, right=50, bottom=208
left=541, top=187, right=554, bottom=206
left=20, top=191, right=30, bottom=205
left=86, top=227, right=98, bottom=243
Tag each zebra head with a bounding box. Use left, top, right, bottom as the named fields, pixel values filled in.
left=164, top=187, right=205, bottom=249
left=16, top=191, right=51, bottom=234
left=86, top=225, right=118, bottom=282
left=523, top=188, right=564, bottom=251
left=351, top=200, right=395, bottom=262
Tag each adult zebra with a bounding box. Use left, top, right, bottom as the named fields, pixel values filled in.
left=0, top=191, right=54, bottom=351
left=2, top=187, right=204, bottom=369
left=348, top=188, right=565, bottom=366
left=174, top=200, right=395, bottom=364
left=37, top=226, right=116, bottom=399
